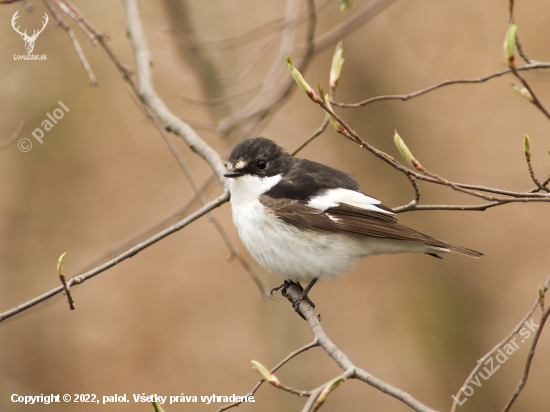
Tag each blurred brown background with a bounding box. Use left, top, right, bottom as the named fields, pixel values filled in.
left=1, top=0, right=549, bottom=411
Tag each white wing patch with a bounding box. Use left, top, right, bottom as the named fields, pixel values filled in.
left=307, top=188, right=393, bottom=215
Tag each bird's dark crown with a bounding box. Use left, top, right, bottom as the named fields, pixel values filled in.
left=226, top=137, right=293, bottom=178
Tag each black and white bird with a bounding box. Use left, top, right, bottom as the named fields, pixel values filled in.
left=224, top=137, right=482, bottom=313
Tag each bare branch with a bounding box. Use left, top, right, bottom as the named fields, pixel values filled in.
left=302, top=369, right=353, bottom=412
left=124, top=0, right=227, bottom=184
left=217, top=0, right=317, bottom=138
left=216, top=339, right=319, bottom=412
left=219, top=34, right=279, bottom=85
left=52, top=0, right=98, bottom=43
left=50, top=0, right=135, bottom=83
left=450, top=273, right=550, bottom=412
left=501, top=305, right=550, bottom=412
left=0, top=121, right=24, bottom=150
left=161, top=0, right=230, bottom=120
left=304, top=0, right=400, bottom=54
left=180, top=85, right=262, bottom=109
left=152, top=113, right=270, bottom=297
left=524, top=142, right=548, bottom=192
left=43, top=0, right=98, bottom=84
left=283, top=283, right=439, bottom=412
left=291, top=117, right=329, bottom=156
left=300, top=85, right=550, bottom=205
left=77, top=174, right=216, bottom=276
left=509, top=65, right=550, bottom=122
left=0, top=191, right=229, bottom=323
left=182, top=0, right=331, bottom=50
left=508, top=0, right=531, bottom=64
left=393, top=202, right=502, bottom=213
left=333, top=63, right=550, bottom=108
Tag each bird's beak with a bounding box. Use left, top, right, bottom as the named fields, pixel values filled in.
left=224, top=170, right=244, bottom=178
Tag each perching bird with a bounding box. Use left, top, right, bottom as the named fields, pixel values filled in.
left=224, top=137, right=482, bottom=315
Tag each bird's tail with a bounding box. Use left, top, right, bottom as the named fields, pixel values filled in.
left=436, top=241, right=483, bottom=258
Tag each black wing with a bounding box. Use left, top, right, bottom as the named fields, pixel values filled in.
left=259, top=195, right=483, bottom=258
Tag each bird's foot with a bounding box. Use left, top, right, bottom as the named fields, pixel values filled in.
left=270, top=280, right=293, bottom=296
left=272, top=280, right=317, bottom=320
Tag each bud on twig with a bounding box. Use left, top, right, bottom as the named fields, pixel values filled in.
left=394, top=131, right=420, bottom=169
left=317, top=80, right=325, bottom=98
left=57, top=252, right=67, bottom=276
left=324, top=93, right=345, bottom=133
left=523, top=134, right=531, bottom=159
left=57, top=252, right=75, bottom=310
left=504, top=24, right=517, bottom=68
left=511, top=83, right=534, bottom=102
left=338, top=0, right=353, bottom=12
left=152, top=402, right=165, bottom=412
left=250, top=360, right=280, bottom=386
left=330, top=42, right=344, bottom=90
left=539, top=286, right=545, bottom=312
left=313, top=376, right=347, bottom=410
left=287, top=56, right=315, bottom=98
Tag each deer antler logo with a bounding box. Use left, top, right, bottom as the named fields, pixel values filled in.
left=12, top=11, right=49, bottom=54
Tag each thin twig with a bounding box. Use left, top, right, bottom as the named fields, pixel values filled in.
left=333, top=63, right=550, bottom=108
left=216, top=339, right=320, bottom=412
left=0, top=121, right=25, bottom=150
left=180, top=85, right=262, bottom=108
left=510, top=65, right=550, bottom=121
left=395, top=174, right=421, bottom=212
left=283, top=284, right=439, bottom=412
left=43, top=0, right=98, bottom=84
left=53, top=0, right=97, bottom=43
left=124, top=0, right=227, bottom=183
left=58, top=274, right=75, bottom=310
left=305, top=87, right=550, bottom=204
left=77, top=175, right=217, bottom=275
left=152, top=112, right=270, bottom=297
left=524, top=148, right=548, bottom=192
left=501, top=305, right=550, bottom=412
left=0, top=191, right=229, bottom=323
left=219, top=33, right=280, bottom=85
left=508, top=0, right=530, bottom=64
left=393, top=202, right=502, bottom=214
left=450, top=273, right=550, bottom=412
left=303, top=369, right=354, bottom=412
left=181, top=0, right=331, bottom=50
left=305, top=0, right=400, bottom=54
left=218, top=0, right=317, bottom=137
left=292, top=117, right=329, bottom=156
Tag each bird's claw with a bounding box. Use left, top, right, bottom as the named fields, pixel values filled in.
left=271, top=280, right=316, bottom=320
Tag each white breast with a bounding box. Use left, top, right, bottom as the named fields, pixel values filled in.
left=230, top=196, right=366, bottom=282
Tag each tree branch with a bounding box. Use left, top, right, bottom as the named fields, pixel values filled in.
left=43, top=0, right=97, bottom=84
left=332, top=63, right=550, bottom=108
left=123, top=0, right=228, bottom=184
left=0, top=121, right=24, bottom=150
left=217, top=0, right=317, bottom=138
left=0, top=191, right=229, bottom=323
left=501, top=305, right=550, bottom=412
left=283, top=283, right=439, bottom=412
left=216, top=339, right=320, bottom=412
left=450, top=273, right=550, bottom=412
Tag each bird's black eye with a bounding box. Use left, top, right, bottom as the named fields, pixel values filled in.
left=256, top=159, right=267, bottom=170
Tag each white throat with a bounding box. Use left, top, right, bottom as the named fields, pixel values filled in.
left=229, top=174, right=282, bottom=205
